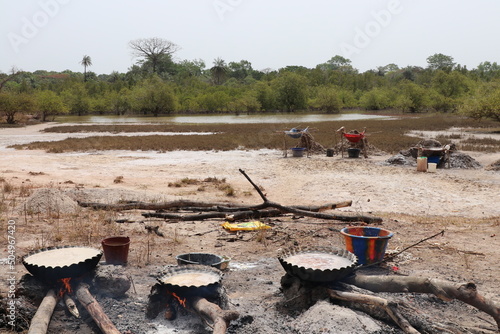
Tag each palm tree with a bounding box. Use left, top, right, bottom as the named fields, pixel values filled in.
left=210, top=57, right=227, bottom=85
left=80, top=55, right=92, bottom=82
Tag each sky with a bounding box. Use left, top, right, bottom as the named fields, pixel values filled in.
left=1, top=0, right=500, bottom=75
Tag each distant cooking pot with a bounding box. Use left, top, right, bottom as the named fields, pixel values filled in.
left=176, top=252, right=224, bottom=269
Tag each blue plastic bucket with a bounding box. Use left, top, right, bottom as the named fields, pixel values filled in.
left=340, top=227, right=393, bottom=265
left=427, top=156, right=441, bottom=164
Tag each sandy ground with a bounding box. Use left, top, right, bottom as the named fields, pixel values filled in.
left=1, top=123, right=500, bottom=219
left=1, top=123, right=500, bottom=333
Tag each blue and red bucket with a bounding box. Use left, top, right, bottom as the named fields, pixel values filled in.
left=340, top=227, right=393, bottom=265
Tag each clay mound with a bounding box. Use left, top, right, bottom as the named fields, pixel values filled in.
left=23, top=188, right=79, bottom=214
left=486, top=159, right=500, bottom=171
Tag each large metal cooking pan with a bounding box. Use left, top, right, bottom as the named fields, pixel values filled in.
left=157, top=265, right=222, bottom=297
left=22, top=246, right=102, bottom=283
left=278, top=245, right=358, bottom=282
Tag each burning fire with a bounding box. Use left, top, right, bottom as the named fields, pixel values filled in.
left=168, top=291, right=187, bottom=308
left=58, top=277, right=73, bottom=297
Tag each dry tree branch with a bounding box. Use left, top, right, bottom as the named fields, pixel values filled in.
left=328, top=289, right=420, bottom=334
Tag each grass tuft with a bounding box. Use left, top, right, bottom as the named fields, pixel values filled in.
left=114, top=176, right=124, bottom=183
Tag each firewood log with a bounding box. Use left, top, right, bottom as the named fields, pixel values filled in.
left=191, top=296, right=239, bottom=334
left=27, top=289, right=58, bottom=334
left=75, top=283, right=120, bottom=334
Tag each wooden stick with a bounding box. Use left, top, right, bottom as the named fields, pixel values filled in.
left=75, top=283, right=120, bottom=334
left=238, top=169, right=382, bottom=223
left=362, top=137, right=368, bottom=158
left=140, top=200, right=374, bottom=223
left=283, top=133, right=287, bottom=157
left=187, top=201, right=352, bottom=213
left=328, top=289, right=420, bottom=334
left=381, top=230, right=444, bottom=264
left=63, top=294, right=80, bottom=318
left=79, top=200, right=231, bottom=211
left=336, top=127, right=345, bottom=158
left=292, top=201, right=353, bottom=212
left=81, top=200, right=352, bottom=214
left=191, top=296, right=239, bottom=334
left=28, top=289, right=58, bottom=334
left=239, top=168, right=268, bottom=202
left=345, top=274, right=500, bottom=331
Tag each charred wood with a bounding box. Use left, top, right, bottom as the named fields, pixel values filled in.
left=335, top=282, right=463, bottom=333
left=327, top=289, right=419, bottom=334
left=345, top=274, right=500, bottom=331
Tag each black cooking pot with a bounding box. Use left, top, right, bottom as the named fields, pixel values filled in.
left=175, top=252, right=224, bottom=269
left=22, top=246, right=102, bottom=283
left=278, top=245, right=358, bottom=282
left=157, top=265, right=222, bottom=298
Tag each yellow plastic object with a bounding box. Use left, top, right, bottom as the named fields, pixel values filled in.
left=222, top=221, right=271, bottom=231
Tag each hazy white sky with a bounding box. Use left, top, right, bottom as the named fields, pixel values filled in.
left=2, top=0, right=500, bottom=74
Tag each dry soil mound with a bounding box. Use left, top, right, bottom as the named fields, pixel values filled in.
left=290, top=301, right=382, bottom=333
left=23, top=188, right=79, bottom=214
left=486, top=159, right=500, bottom=171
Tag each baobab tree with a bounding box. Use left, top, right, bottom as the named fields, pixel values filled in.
left=129, top=37, right=180, bottom=74
left=80, top=55, right=92, bottom=82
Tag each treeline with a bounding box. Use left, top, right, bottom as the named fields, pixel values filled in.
left=1, top=51, right=499, bottom=123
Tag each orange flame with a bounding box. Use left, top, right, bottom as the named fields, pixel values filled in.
left=167, top=291, right=187, bottom=308
left=58, top=277, right=73, bottom=298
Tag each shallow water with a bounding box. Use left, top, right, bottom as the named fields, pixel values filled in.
left=0, top=123, right=213, bottom=147
left=55, top=113, right=395, bottom=124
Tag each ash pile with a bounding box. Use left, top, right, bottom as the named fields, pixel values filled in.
left=385, top=139, right=482, bottom=169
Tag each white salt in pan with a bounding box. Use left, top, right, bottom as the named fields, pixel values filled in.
left=285, top=252, right=354, bottom=270
left=160, top=272, right=220, bottom=287
left=24, top=247, right=101, bottom=268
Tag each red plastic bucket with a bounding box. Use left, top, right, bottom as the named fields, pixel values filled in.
left=101, top=236, right=130, bottom=265
left=340, top=227, right=393, bottom=265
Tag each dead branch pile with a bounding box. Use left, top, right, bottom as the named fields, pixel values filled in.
left=298, top=132, right=325, bottom=153
left=79, top=169, right=382, bottom=224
